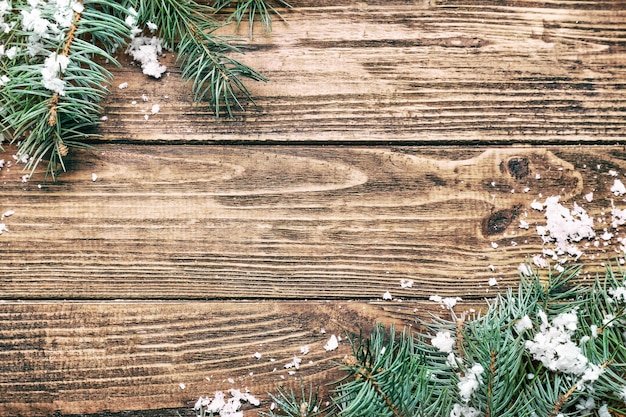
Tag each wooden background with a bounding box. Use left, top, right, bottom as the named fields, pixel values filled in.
left=1, top=0, right=626, bottom=415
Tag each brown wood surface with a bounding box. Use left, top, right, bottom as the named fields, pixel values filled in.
left=1, top=0, right=626, bottom=415
left=98, top=0, right=626, bottom=144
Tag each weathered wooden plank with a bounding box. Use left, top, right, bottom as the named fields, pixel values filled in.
left=96, top=1, right=626, bottom=144
left=1, top=145, right=624, bottom=300
left=0, top=300, right=455, bottom=416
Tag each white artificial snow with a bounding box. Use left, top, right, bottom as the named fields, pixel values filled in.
left=179, top=383, right=186, bottom=390
left=519, top=219, right=529, bottom=229
left=612, top=203, right=626, bottom=229
left=532, top=254, right=549, bottom=268
left=0, top=223, right=8, bottom=235
left=609, top=286, right=626, bottom=302
left=450, top=403, right=481, bottom=417
left=619, top=386, right=626, bottom=403
left=126, top=36, right=167, bottom=78
left=431, top=331, right=455, bottom=353
left=400, top=279, right=413, bottom=288
left=491, top=242, right=498, bottom=249
left=284, top=355, right=301, bottom=370
left=300, top=345, right=309, bottom=355
left=488, top=278, right=498, bottom=287
left=611, top=179, right=626, bottom=196
left=458, top=364, right=484, bottom=402
left=2, top=210, right=14, bottom=219
left=41, top=52, right=70, bottom=95
left=531, top=200, right=544, bottom=211
left=430, top=295, right=462, bottom=310
left=598, top=404, right=611, bottom=417
left=382, top=291, right=392, bottom=300
left=324, top=334, right=338, bottom=351
left=194, top=389, right=260, bottom=417
left=535, top=196, right=595, bottom=259
left=525, top=309, right=588, bottom=375
left=252, top=352, right=262, bottom=360
left=515, top=315, right=533, bottom=333
left=91, top=173, right=97, bottom=182
left=518, top=263, right=533, bottom=276
left=118, top=82, right=128, bottom=89
left=585, top=192, right=594, bottom=202
left=151, top=103, right=160, bottom=114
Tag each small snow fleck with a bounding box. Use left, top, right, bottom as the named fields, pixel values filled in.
left=519, top=220, right=529, bottom=229
left=131, top=100, right=137, bottom=105
left=2, top=210, right=14, bottom=219
left=609, top=170, right=618, bottom=177
left=144, top=114, right=149, bottom=121
left=518, top=263, right=533, bottom=276
left=601, top=231, right=613, bottom=241
left=91, top=173, right=98, bottom=182
left=320, top=328, right=326, bottom=334
left=400, top=279, right=413, bottom=288
left=488, top=278, right=498, bottom=287
left=611, top=179, right=626, bottom=196
left=531, top=200, right=544, bottom=211
left=100, top=116, right=108, bottom=121
left=382, top=291, right=392, bottom=300
left=179, top=383, right=186, bottom=390
left=431, top=331, right=455, bottom=353
left=585, top=192, right=593, bottom=202
left=151, top=103, right=160, bottom=114
left=535, top=173, right=541, bottom=180
left=252, top=352, right=262, bottom=360
left=324, top=335, right=339, bottom=351
left=141, top=94, right=149, bottom=102
left=515, top=315, right=533, bottom=333
left=491, top=242, right=499, bottom=249
left=488, top=264, right=495, bottom=272
left=300, top=345, right=309, bottom=355
left=598, top=405, right=611, bottom=417
left=284, top=355, right=301, bottom=370
left=532, top=255, right=549, bottom=268
left=118, top=82, right=128, bottom=89
left=0, top=224, right=8, bottom=235
left=523, top=187, right=530, bottom=193
left=458, top=364, right=484, bottom=402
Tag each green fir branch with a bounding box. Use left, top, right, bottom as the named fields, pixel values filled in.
left=261, top=263, right=626, bottom=417
left=213, top=0, right=291, bottom=38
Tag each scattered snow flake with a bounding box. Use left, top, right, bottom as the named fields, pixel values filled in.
left=194, top=388, right=260, bottom=417
left=320, top=328, right=326, bottom=334
left=518, top=263, right=533, bottom=276
left=619, top=386, right=626, bottom=404
left=151, top=103, right=160, bottom=114
left=515, top=315, right=533, bottom=333
left=382, top=291, right=392, bottom=300
left=100, top=116, right=108, bottom=121
left=179, top=383, right=186, bottom=390
left=450, top=404, right=481, bottom=417
left=488, top=277, right=498, bottom=287
left=523, top=187, right=530, bottom=193
left=532, top=254, right=549, bottom=268
left=611, top=179, right=626, bottom=196
left=126, top=36, right=167, bottom=78
left=118, top=82, right=128, bottom=89
left=491, top=242, right=499, bottom=249
left=609, top=286, right=626, bottom=302
left=601, top=230, right=613, bottom=241
left=131, top=100, right=137, bottom=105
left=300, top=345, right=309, bottom=355
left=2, top=210, right=14, bottom=219
left=432, top=331, right=455, bottom=353
left=458, top=364, right=484, bottom=402
left=227, top=377, right=235, bottom=384
left=146, top=20, right=157, bottom=32
left=141, top=94, right=149, bottom=102
left=252, top=352, right=262, bottom=360
left=324, top=335, right=339, bottom=351
left=585, top=192, right=594, bottom=202
left=598, top=404, right=611, bottom=417
left=519, top=219, right=529, bottom=229
left=284, top=355, right=301, bottom=370
left=488, top=264, right=495, bottom=272
left=400, top=279, right=413, bottom=288
left=429, top=295, right=442, bottom=303
left=535, top=173, right=541, bottom=180
left=144, top=114, right=149, bottom=121
left=536, top=196, right=595, bottom=259
left=609, top=170, right=619, bottom=177
left=91, top=173, right=97, bottom=182
left=531, top=200, right=544, bottom=211
left=0, top=223, right=8, bottom=234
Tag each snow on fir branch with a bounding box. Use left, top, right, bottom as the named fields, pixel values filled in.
left=260, top=263, right=626, bottom=417
left=0, top=0, right=281, bottom=179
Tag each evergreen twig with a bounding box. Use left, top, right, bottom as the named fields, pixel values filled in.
left=262, top=263, right=626, bottom=417
left=212, top=0, right=291, bottom=38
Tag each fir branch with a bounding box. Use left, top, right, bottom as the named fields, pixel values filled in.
left=262, top=263, right=626, bottom=417
left=213, top=0, right=291, bottom=38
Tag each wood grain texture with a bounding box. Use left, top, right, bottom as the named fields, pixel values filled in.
left=1, top=145, right=624, bottom=301
left=96, top=0, right=626, bottom=144
left=0, top=300, right=459, bottom=416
